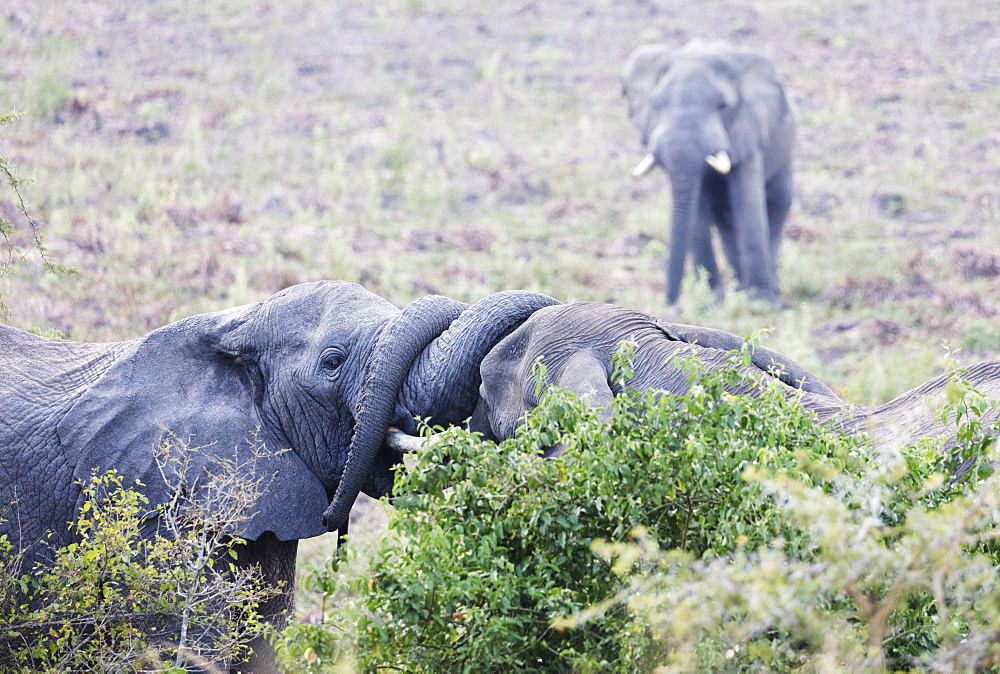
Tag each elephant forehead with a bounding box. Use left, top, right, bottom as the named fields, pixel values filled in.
left=520, top=303, right=659, bottom=347
left=483, top=304, right=661, bottom=380
left=659, top=60, right=733, bottom=100
left=265, top=281, right=398, bottom=337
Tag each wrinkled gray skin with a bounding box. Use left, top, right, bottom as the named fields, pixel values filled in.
left=468, top=303, right=836, bottom=446
left=325, top=290, right=561, bottom=527
left=622, top=40, right=796, bottom=305
left=463, top=303, right=1000, bottom=458
left=0, top=281, right=469, bottom=673
left=8, top=283, right=994, bottom=668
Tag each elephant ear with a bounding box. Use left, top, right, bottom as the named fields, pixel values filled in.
left=621, top=43, right=675, bottom=144
left=55, top=305, right=329, bottom=542
left=726, top=50, right=792, bottom=166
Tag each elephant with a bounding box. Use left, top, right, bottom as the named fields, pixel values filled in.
left=622, top=40, right=796, bottom=306
left=334, top=294, right=836, bottom=463
left=401, top=302, right=999, bottom=460
left=0, top=280, right=558, bottom=672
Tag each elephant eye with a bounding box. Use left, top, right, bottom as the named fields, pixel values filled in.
left=320, top=346, right=348, bottom=373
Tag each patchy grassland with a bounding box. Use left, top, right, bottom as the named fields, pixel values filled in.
left=2, top=0, right=998, bottom=621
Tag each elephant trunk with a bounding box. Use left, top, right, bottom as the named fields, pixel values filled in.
left=833, top=361, right=1000, bottom=450
left=322, top=295, right=466, bottom=533
left=398, top=291, right=561, bottom=432
left=665, top=170, right=703, bottom=304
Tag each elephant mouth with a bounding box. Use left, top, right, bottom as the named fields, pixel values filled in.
left=359, top=427, right=425, bottom=499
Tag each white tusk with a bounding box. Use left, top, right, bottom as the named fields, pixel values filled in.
left=705, top=151, right=731, bottom=175
left=630, top=153, right=657, bottom=179
left=385, top=427, right=433, bottom=454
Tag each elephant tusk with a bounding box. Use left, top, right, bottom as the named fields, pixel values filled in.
left=705, top=151, right=731, bottom=175
left=385, top=427, right=433, bottom=454
left=630, top=153, right=656, bottom=179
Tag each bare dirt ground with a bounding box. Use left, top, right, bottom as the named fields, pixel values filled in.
left=2, top=0, right=998, bottom=618
left=3, top=2, right=998, bottom=386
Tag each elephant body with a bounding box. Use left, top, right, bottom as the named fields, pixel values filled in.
left=0, top=281, right=449, bottom=671
left=457, top=303, right=1000, bottom=457
left=622, top=40, right=796, bottom=305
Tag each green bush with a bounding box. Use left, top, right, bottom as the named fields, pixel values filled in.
left=288, top=351, right=1000, bottom=673
left=0, top=438, right=278, bottom=672
left=284, top=351, right=853, bottom=671
left=359, top=361, right=862, bottom=673
left=588, top=376, right=1000, bottom=672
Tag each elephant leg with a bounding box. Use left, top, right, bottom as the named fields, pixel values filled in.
left=707, top=174, right=740, bottom=284
left=691, top=188, right=722, bottom=292
left=726, top=154, right=777, bottom=304
left=233, top=532, right=299, bottom=674
left=765, top=164, right=794, bottom=292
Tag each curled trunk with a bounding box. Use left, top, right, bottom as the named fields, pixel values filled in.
left=397, top=290, right=561, bottom=433
left=322, top=295, right=466, bottom=533
left=818, top=361, right=1000, bottom=454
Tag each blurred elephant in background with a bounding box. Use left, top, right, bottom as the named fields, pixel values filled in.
left=622, top=40, right=796, bottom=306
left=0, top=280, right=557, bottom=672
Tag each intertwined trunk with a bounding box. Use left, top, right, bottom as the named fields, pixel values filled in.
left=323, top=295, right=466, bottom=533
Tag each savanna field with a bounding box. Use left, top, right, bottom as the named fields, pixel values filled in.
left=2, top=0, right=999, bottom=667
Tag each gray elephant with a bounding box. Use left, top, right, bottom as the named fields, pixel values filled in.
left=0, top=280, right=557, bottom=671
left=416, top=302, right=999, bottom=457
left=622, top=40, right=796, bottom=305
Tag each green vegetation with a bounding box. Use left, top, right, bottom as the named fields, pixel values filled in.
left=0, top=441, right=277, bottom=672
left=284, top=353, right=1000, bottom=672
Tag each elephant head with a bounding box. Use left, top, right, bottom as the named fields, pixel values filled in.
left=622, top=40, right=795, bottom=305
left=0, top=281, right=473, bottom=562
left=0, top=280, right=480, bottom=671
left=466, top=302, right=838, bottom=444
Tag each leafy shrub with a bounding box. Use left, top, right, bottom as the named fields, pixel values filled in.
left=0, top=436, right=278, bottom=672
left=587, top=375, right=1000, bottom=672
left=287, top=350, right=865, bottom=671
left=289, top=350, right=1000, bottom=673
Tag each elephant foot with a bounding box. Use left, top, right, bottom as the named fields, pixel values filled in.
left=741, top=285, right=783, bottom=310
